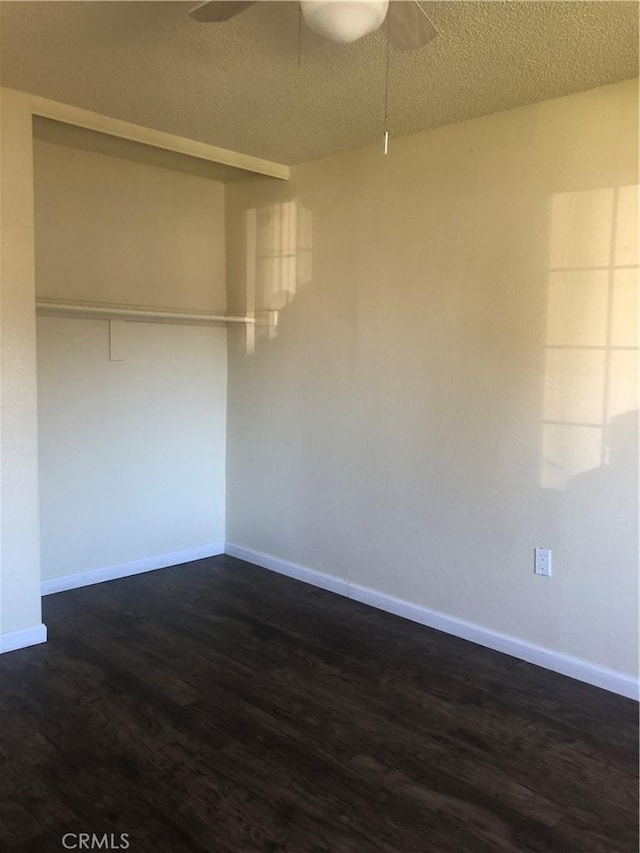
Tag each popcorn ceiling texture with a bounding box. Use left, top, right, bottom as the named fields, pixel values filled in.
left=0, top=1, right=638, bottom=164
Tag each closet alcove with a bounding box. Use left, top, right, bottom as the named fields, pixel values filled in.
left=33, top=115, right=274, bottom=589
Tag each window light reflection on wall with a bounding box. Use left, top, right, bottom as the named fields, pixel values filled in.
left=541, top=184, right=639, bottom=490
left=244, top=200, right=313, bottom=353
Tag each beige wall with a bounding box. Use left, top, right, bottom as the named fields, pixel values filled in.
left=226, top=79, right=639, bottom=677
left=34, top=139, right=226, bottom=311
left=34, top=140, right=228, bottom=581
left=0, top=88, right=43, bottom=636
left=37, top=317, right=227, bottom=579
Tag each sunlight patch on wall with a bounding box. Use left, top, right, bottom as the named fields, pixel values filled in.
left=545, top=270, right=609, bottom=347
left=244, top=200, right=312, bottom=353
left=541, top=424, right=604, bottom=492
left=611, top=268, right=639, bottom=347
left=541, top=184, right=639, bottom=490
left=543, top=349, right=607, bottom=425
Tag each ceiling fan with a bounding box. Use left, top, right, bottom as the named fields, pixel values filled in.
left=188, top=1, right=438, bottom=51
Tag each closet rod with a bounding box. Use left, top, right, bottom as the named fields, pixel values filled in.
left=35, top=299, right=255, bottom=325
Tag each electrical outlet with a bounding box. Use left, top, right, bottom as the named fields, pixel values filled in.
left=534, top=548, right=552, bottom=577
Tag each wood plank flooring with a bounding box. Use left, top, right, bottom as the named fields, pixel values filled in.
left=0, top=555, right=637, bottom=852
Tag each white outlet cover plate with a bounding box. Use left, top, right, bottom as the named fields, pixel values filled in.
left=535, top=547, right=552, bottom=577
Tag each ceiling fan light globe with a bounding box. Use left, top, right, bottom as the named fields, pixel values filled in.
left=301, top=0, right=389, bottom=44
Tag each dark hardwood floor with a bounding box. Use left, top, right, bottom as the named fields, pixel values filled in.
left=0, top=555, right=637, bottom=852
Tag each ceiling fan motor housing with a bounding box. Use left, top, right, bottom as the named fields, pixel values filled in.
left=301, top=0, right=390, bottom=44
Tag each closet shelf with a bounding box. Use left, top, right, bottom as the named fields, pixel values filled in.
left=35, top=299, right=255, bottom=326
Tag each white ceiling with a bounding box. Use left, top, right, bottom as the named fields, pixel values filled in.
left=1, top=1, right=638, bottom=165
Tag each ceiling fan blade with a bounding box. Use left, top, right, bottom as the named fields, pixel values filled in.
left=387, top=0, right=438, bottom=51
left=188, top=1, right=257, bottom=23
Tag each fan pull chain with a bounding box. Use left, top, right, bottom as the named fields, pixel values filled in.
left=297, top=4, right=303, bottom=68
left=383, top=19, right=391, bottom=153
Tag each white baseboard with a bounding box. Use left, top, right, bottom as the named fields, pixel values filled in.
left=226, top=544, right=351, bottom=597
left=41, top=542, right=226, bottom=596
left=225, top=543, right=639, bottom=701
left=0, top=622, right=47, bottom=654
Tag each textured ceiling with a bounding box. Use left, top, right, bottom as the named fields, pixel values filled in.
left=1, top=1, right=638, bottom=165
